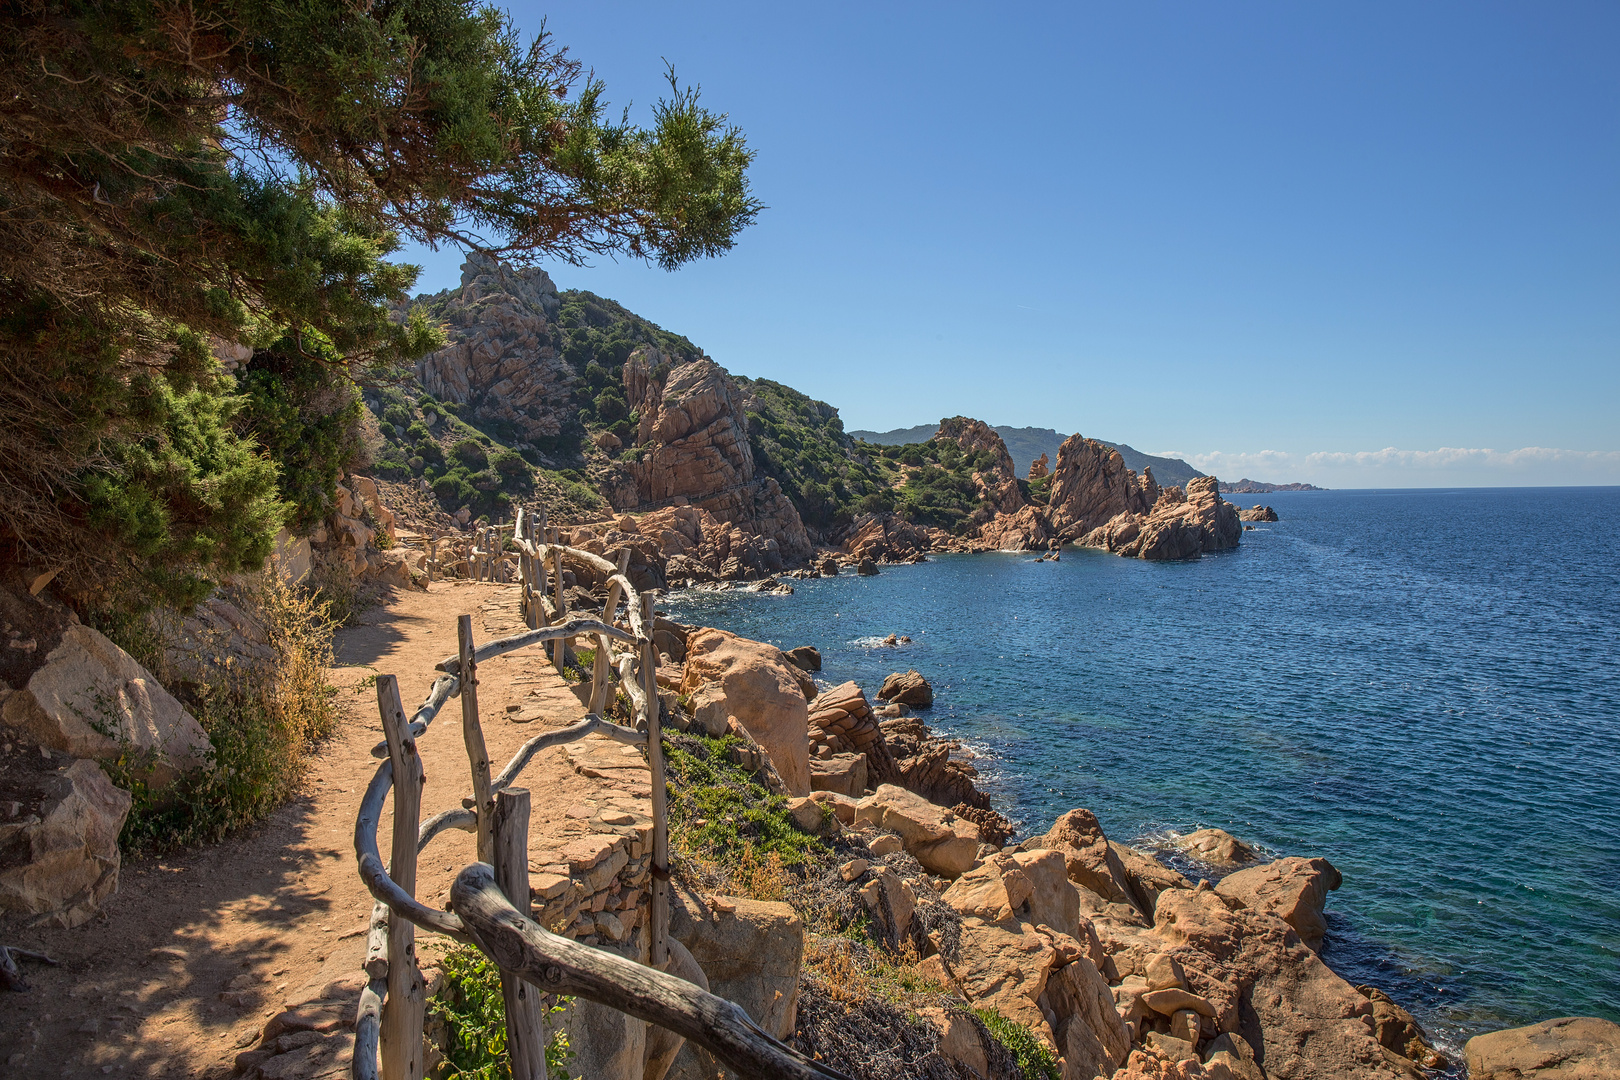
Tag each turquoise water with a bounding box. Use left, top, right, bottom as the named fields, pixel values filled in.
left=665, top=488, right=1620, bottom=1051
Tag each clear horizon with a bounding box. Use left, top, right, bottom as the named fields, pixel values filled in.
left=398, top=2, right=1620, bottom=489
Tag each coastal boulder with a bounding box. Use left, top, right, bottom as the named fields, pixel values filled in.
left=3, top=624, right=211, bottom=787
left=679, top=629, right=811, bottom=795
left=1465, top=1017, right=1620, bottom=1079
left=808, top=752, right=867, bottom=798
left=1082, top=478, right=1241, bottom=561
left=1046, top=435, right=1159, bottom=539
left=854, top=784, right=981, bottom=877
left=1215, top=856, right=1341, bottom=953
left=1171, top=828, right=1259, bottom=868
left=1029, top=808, right=1138, bottom=909
left=876, top=669, right=934, bottom=709
left=1238, top=505, right=1278, bottom=522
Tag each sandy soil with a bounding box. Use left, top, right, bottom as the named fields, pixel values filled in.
left=0, top=581, right=608, bottom=1079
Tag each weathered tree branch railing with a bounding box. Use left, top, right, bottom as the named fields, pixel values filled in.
left=350, top=521, right=851, bottom=1080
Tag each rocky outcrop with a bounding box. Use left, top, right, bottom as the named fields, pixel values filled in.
left=3, top=624, right=211, bottom=787
left=1465, top=1016, right=1620, bottom=1079
left=1037, top=808, right=1424, bottom=1080
left=1030, top=453, right=1051, bottom=480
left=854, top=784, right=981, bottom=877
left=679, top=629, right=811, bottom=795
left=1357, top=985, right=1447, bottom=1071
left=1082, top=478, right=1242, bottom=561
left=878, top=716, right=996, bottom=816
left=1047, top=435, right=1160, bottom=540
left=0, top=756, right=129, bottom=927
left=876, top=669, right=933, bottom=709
left=838, top=511, right=941, bottom=563
left=620, top=349, right=811, bottom=565
left=413, top=255, right=577, bottom=445
left=977, top=503, right=1055, bottom=551
left=1237, top=505, right=1277, bottom=522
left=1214, top=856, right=1341, bottom=953
left=938, top=849, right=1132, bottom=1079
left=806, top=681, right=898, bottom=784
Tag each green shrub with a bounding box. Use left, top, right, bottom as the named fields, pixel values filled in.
left=430, top=944, right=573, bottom=1080
left=383, top=404, right=414, bottom=428
left=451, top=439, right=489, bottom=469
left=665, top=733, right=826, bottom=884
left=973, top=1008, right=1060, bottom=1080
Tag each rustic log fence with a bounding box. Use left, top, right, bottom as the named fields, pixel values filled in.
left=351, top=508, right=849, bottom=1080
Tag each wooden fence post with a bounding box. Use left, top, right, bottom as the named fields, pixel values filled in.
left=640, top=590, right=669, bottom=969
left=458, top=615, right=495, bottom=865
left=589, top=549, right=633, bottom=715
left=551, top=540, right=567, bottom=674
left=377, top=675, right=426, bottom=1080
left=492, top=788, right=548, bottom=1080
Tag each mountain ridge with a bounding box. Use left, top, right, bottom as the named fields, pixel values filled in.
left=849, top=424, right=1207, bottom=490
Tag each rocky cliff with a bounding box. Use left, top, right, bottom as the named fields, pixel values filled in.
left=413, top=255, right=578, bottom=448
left=617, top=348, right=812, bottom=564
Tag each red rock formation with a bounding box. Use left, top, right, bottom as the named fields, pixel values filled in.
left=413, top=256, right=578, bottom=444
left=1081, top=478, right=1241, bottom=560
left=1029, top=453, right=1050, bottom=480
left=619, top=348, right=811, bottom=565
left=1046, top=434, right=1160, bottom=540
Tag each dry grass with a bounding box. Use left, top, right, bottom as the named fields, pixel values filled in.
left=101, top=568, right=339, bottom=855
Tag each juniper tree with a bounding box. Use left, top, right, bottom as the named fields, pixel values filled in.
left=0, top=0, right=758, bottom=606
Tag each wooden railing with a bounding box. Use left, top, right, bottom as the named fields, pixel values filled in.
left=350, top=510, right=849, bottom=1080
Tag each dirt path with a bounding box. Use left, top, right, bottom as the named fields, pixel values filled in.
left=0, top=581, right=614, bottom=1079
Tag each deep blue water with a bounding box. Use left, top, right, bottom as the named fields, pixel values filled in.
left=665, top=488, right=1620, bottom=1052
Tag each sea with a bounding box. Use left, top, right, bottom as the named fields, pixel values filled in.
left=663, top=487, right=1620, bottom=1057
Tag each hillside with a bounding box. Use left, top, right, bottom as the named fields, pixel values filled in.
left=851, top=424, right=1207, bottom=489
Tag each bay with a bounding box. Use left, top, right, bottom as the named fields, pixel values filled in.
left=665, top=487, right=1620, bottom=1052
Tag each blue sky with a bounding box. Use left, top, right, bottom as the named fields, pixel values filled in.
left=399, top=2, right=1619, bottom=487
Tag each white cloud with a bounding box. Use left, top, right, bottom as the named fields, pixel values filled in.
left=1152, top=446, right=1620, bottom=487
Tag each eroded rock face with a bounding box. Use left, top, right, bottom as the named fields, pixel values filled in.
left=621, top=350, right=812, bottom=565
left=2, top=624, right=211, bottom=787
left=839, top=511, right=941, bottom=563
left=938, top=848, right=1131, bottom=1078
left=1214, top=856, right=1341, bottom=953
left=679, top=629, right=811, bottom=795
left=1465, top=1016, right=1620, bottom=1079
left=0, top=758, right=130, bottom=927
left=414, top=256, right=576, bottom=444
left=1082, top=478, right=1242, bottom=561
left=1047, top=435, right=1160, bottom=539
left=1238, top=505, right=1278, bottom=522
left=1030, top=808, right=1139, bottom=910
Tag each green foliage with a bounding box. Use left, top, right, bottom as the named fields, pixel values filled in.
left=890, top=440, right=996, bottom=534
left=76, top=368, right=287, bottom=609
left=1025, top=471, right=1054, bottom=506
left=665, top=733, right=826, bottom=874
left=234, top=335, right=366, bottom=531
left=738, top=377, right=890, bottom=528
left=973, top=1008, right=1060, bottom=1080
left=431, top=945, right=574, bottom=1080
left=451, top=439, right=490, bottom=469
left=1, top=0, right=756, bottom=606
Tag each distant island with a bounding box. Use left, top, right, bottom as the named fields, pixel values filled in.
left=1220, top=478, right=1326, bottom=493
left=849, top=424, right=1208, bottom=490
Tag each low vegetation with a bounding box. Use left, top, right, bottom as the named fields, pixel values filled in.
left=96, top=572, right=339, bottom=857
left=430, top=944, right=574, bottom=1080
